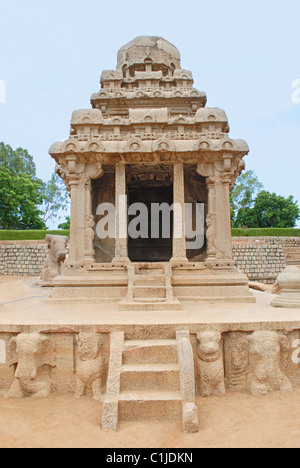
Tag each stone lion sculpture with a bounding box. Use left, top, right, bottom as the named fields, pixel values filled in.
left=196, top=331, right=225, bottom=397
left=75, top=332, right=107, bottom=401
left=40, top=234, right=69, bottom=285
left=247, top=331, right=292, bottom=396
left=5, top=333, right=54, bottom=399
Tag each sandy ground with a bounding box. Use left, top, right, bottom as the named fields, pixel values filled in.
left=0, top=390, right=300, bottom=448
left=0, top=275, right=27, bottom=284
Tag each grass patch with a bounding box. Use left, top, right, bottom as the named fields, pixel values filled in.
left=0, top=228, right=299, bottom=241
left=0, top=230, right=70, bottom=240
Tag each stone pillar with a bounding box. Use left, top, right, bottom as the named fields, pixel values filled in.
left=84, top=165, right=104, bottom=265
left=84, top=180, right=96, bottom=264
left=205, top=176, right=232, bottom=261
left=171, top=162, right=188, bottom=263
left=215, top=175, right=233, bottom=259
left=66, top=158, right=103, bottom=266
left=68, top=179, right=86, bottom=265
left=206, top=179, right=217, bottom=258
left=112, top=163, right=130, bottom=264
left=197, top=161, right=233, bottom=262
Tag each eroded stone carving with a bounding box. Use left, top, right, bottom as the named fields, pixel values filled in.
left=247, top=331, right=292, bottom=396
left=6, top=333, right=54, bottom=399
left=40, top=234, right=69, bottom=284
left=196, top=331, right=225, bottom=397
left=75, top=332, right=107, bottom=401
left=224, top=332, right=250, bottom=390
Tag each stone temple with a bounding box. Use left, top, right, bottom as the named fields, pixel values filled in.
left=2, top=37, right=300, bottom=436
left=49, top=36, right=254, bottom=309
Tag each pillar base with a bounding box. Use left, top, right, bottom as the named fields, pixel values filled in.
left=112, top=257, right=131, bottom=265
left=83, top=257, right=95, bottom=266
left=170, top=257, right=189, bottom=264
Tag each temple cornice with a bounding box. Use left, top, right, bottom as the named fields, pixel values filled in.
left=49, top=137, right=249, bottom=161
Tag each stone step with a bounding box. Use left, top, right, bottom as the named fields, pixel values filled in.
left=123, top=339, right=178, bottom=364
left=118, top=390, right=182, bottom=421
left=119, top=299, right=181, bottom=311
left=120, top=363, right=180, bottom=391
left=285, top=256, right=300, bottom=265
left=135, top=267, right=165, bottom=275
left=134, top=274, right=166, bottom=286
left=284, top=248, right=300, bottom=265
left=133, top=286, right=167, bottom=299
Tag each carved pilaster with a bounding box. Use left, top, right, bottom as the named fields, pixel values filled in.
left=197, top=159, right=234, bottom=264
left=112, top=163, right=130, bottom=264
left=206, top=179, right=217, bottom=259
left=58, top=155, right=103, bottom=266
left=84, top=165, right=104, bottom=265
left=171, top=162, right=188, bottom=263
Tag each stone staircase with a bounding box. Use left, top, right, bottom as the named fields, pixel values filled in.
left=284, top=247, right=300, bottom=266
left=119, top=263, right=181, bottom=311
left=102, top=331, right=199, bottom=433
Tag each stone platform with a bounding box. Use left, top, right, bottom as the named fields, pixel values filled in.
left=0, top=277, right=299, bottom=332
left=0, top=279, right=300, bottom=335
left=1, top=277, right=300, bottom=433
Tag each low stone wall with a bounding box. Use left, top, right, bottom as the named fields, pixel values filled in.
left=0, top=237, right=299, bottom=281
left=232, top=236, right=300, bottom=248
left=0, top=241, right=48, bottom=277
left=232, top=240, right=286, bottom=284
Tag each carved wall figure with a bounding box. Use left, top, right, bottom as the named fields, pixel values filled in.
left=196, top=331, right=225, bottom=397
left=40, top=234, right=69, bottom=284
left=75, top=332, right=107, bottom=401
left=247, top=331, right=292, bottom=396
left=206, top=212, right=216, bottom=258
left=5, top=333, right=54, bottom=399
left=224, top=332, right=250, bottom=390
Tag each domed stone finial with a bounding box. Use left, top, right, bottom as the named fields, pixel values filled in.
left=117, top=36, right=181, bottom=72
left=272, top=266, right=300, bottom=308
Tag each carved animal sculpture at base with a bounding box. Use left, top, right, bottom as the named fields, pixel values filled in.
left=40, top=234, right=69, bottom=285
left=5, top=333, right=54, bottom=399
left=75, top=332, right=107, bottom=401
left=196, top=331, right=225, bottom=397
left=247, top=331, right=292, bottom=396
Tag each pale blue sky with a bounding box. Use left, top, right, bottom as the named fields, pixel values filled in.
left=0, top=0, right=299, bottom=227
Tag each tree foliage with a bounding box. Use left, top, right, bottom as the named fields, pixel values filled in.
left=0, top=142, right=69, bottom=230
left=0, top=142, right=36, bottom=177
left=236, top=191, right=300, bottom=229
left=40, top=173, right=70, bottom=225
left=231, top=170, right=300, bottom=229
left=58, top=216, right=70, bottom=230
left=0, top=168, right=46, bottom=229
left=231, top=170, right=263, bottom=227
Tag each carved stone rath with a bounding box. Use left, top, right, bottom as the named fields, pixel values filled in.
left=48, top=36, right=254, bottom=307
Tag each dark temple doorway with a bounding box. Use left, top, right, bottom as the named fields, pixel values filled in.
left=128, top=185, right=173, bottom=262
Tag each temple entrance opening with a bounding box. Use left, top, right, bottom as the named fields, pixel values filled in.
left=128, top=183, right=173, bottom=262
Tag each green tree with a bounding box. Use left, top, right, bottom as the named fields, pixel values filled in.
left=0, top=142, right=70, bottom=230
left=0, top=168, right=46, bottom=230
left=231, top=170, right=263, bottom=228
left=236, top=191, right=300, bottom=229
left=40, top=173, right=70, bottom=226
left=0, top=142, right=36, bottom=177
left=58, top=216, right=70, bottom=230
